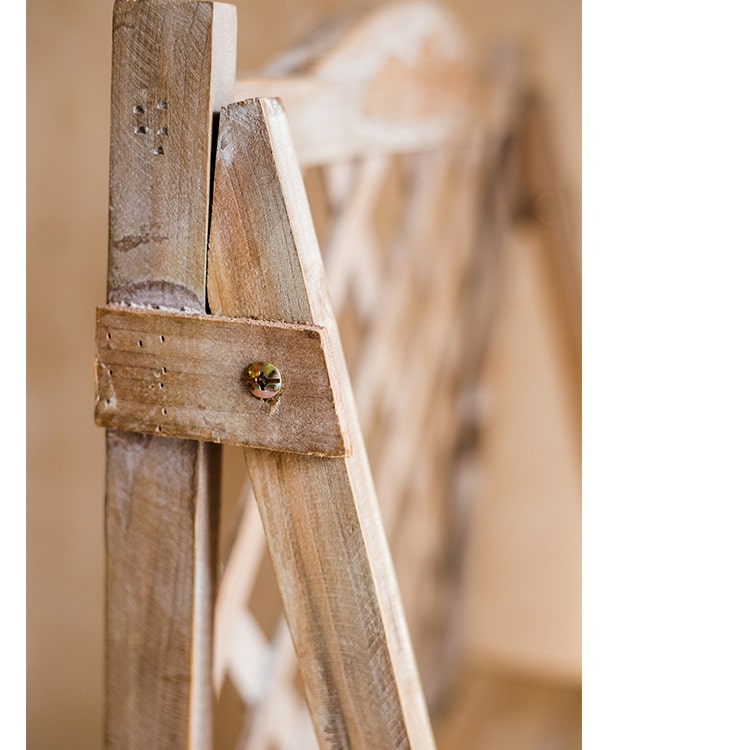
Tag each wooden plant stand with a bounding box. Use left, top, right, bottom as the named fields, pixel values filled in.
left=94, top=1, right=572, bottom=748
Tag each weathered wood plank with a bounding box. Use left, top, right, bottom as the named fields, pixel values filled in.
left=105, top=432, right=221, bottom=747
left=207, top=97, right=435, bottom=749
left=95, top=306, right=349, bottom=456
left=108, top=0, right=236, bottom=309
left=104, top=2, right=236, bottom=748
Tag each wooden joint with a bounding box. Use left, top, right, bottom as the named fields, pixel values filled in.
left=95, top=305, right=351, bottom=457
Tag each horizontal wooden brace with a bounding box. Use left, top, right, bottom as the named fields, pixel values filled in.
left=95, top=305, right=350, bottom=457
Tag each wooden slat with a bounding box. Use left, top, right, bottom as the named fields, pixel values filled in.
left=207, top=97, right=435, bottom=749
left=239, top=622, right=318, bottom=750
left=322, top=156, right=388, bottom=312
left=104, top=2, right=236, bottom=748
left=95, top=306, right=349, bottom=456
left=230, top=5, right=516, bottom=167
left=214, top=491, right=266, bottom=693
left=227, top=611, right=273, bottom=705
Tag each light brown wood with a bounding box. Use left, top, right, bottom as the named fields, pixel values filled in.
left=95, top=306, right=349, bottom=456
left=213, top=487, right=266, bottom=697
left=434, top=664, right=581, bottom=750
left=233, top=3, right=514, bottom=166
left=209, top=11, right=524, bottom=746
left=207, top=97, right=435, bottom=749
left=517, top=96, right=581, bottom=445
left=105, top=1, right=236, bottom=748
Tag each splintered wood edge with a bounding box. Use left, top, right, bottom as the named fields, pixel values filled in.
left=95, top=306, right=351, bottom=457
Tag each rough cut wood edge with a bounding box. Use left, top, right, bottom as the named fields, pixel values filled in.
left=207, top=96, right=435, bottom=749
left=95, top=306, right=350, bottom=456
left=232, top=3, right=514, bottom=165
left=104, top=2, right=236, bottom=748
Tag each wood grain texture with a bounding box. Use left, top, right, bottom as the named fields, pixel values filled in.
left=108, top=0, right=236, bottom=310
left=104, top=2, right=236, bottom=748
left=207, top=97, right=435, bottom=749
left=95, top=306, right=349, bottom=456
left=106, top=432, right=221, bottom=747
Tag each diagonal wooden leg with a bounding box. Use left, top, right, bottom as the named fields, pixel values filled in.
left=104, top=2, right=236, bottom=747
left=207, top=98, right=436, bottom=749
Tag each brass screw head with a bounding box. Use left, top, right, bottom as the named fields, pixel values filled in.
left=246, top=362, right=282, bottom=400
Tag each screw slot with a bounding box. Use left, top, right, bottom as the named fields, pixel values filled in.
left=246, top=362, right=283, bottom=400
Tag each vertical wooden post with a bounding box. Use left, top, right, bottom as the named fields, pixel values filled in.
left=207, top=98, right=436, bottom=749
left=104, top=2, right=236, bottom=747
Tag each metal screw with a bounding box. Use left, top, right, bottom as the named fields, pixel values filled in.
left=246, top=361, right=282, bottom=400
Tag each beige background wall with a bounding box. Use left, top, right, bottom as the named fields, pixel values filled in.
left=27, top=0, right=580, bottom=747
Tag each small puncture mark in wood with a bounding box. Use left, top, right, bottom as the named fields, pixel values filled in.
left=133, top=105, right=145, bottom=115
left=162, top=367, right=167, bottom=373
left=138, top=340, right=143, bottom=347
left=153, top=146, right=164, bottom=155
left=156, top=425, right=162, bottom=432
left=160, top=335, right=165, bottom=343
left=161, top=408, right=167, bottom=415
left=159, top=382, right=164, bottom=389
left=135, top=125, right=148, bottom=134
left=108, top=369, right=113, bottom=376
left=106, top=332, right=112, bottom=340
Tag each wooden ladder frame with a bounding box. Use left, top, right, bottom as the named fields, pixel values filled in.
left=96, top=1, right=544, bottom=747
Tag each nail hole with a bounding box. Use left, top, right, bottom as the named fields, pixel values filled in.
left=106, top=399, right=111, bottom=405
left=138, top=340, right=143, bottom=347
left=156, top=101, right=168, bottom=110
left=159, top=382, right=164, bottom=389
left=108, top=369, right=113, bottom=376
left=160, top=335, right=165, bottom=343
left=161, top=367, right=167, bottom=374
left=156, top=425, right=162, bottom=432
left=153, top=146, right=164, bottom=155
left=161, top=408, right=167, bottom=415
left=156, top=127, right=168, bottom=136
left=106, top=332, right=111, bottom=340
left=135, top=125, right=148, bottom=134
left=133, top=105, right=145, bottom=114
